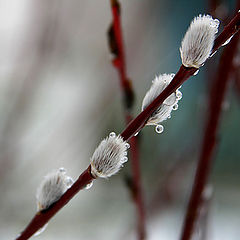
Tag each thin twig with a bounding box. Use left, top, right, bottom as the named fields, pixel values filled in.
left=180, top=23, right=240, bottom=240
left=16, top=12, right=240, bottom=240
left=108, top=0, right=145, bottom=239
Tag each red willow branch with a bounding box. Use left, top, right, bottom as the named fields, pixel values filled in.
left=109, top=0, right=134, bottom=107
left=16, top=11, right=240, bottom=240
left=108, top=0, right=145, bottom=239
left=180, top=23, right=240, bottom=240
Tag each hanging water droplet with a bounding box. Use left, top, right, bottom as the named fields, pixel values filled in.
left=65, top=177, right=74, bottom=188
left=222, top=36, right=233, bottom=46
left=59, top=167, right=66, bottom=173
left=109, top=132, right=116, bottom=138
left=134, top=131, right=139, bottom=136
left=214, top=19, right=220, bottom=26
left=209, top=51, right=216, bottom=58
left=155, top=125, right=164, bottom=134
left=210, top=19, right=219, bottom=29
left=122, top=157, right=128, bottom=163
left=193, top=69, right=199, bottom=76
left=172, top=104, right=178, bottom=110
left=34, top=224, right=48, bottom=236
left=84, top=181, right=93, bottom=190
left=176, top=91, right=182, bottom=100
left=168, top=115, right=171, bottom=119
left=125, top=143, right=130, bottom=149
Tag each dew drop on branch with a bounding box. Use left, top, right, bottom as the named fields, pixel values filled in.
left=193, top=69, right=199, bottom=76
left=221, top=35, right=233, bottom=46
left=66, top=177, right=74, bottom=188
left=176, top=91, right=182, bottom=100
left=59, top=167, right=66, bottom=173
left=33, top=223, right=48, bottom=236
left=84, top=181, right=93, bottom=190
left=134, top=131, right=139, bottom=136
left=155, top=125, right=164, bottom=134
left=109, top=132, right=116, bottom=138
left=209, top=51, right=216, bottom=58
left=122, top=157, right=128, bottom=163
left=173, top=104, right=178, bottom=110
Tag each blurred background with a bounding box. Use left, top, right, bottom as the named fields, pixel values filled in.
left=0, top=0, right=239, bottom=239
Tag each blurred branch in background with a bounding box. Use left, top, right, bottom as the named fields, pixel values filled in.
left=180, top=6, right=240, bottom=239
left=108, top=0, right=145, bottom=239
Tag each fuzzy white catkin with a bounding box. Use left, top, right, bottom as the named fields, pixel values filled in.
left=142, top=73, right=182, bottom=125
left=36, top=168, right=73, bottom=211
left=180, top=14, right=220, bottom=68
left=90, top=132, right=129, bottom=178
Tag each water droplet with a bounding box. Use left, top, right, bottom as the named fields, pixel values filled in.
left=123, top=151, right=127, bottom=156
left=125, top=143, right=130, bottom=149
left=222, top=36, right=233, bottom=46
left=155, top=125, right=164, bottom=134
left=209, top=51, right=216, bottom=58
left=176, top=91, right=182, bottom=100
left=210, top=19, right=219, bottom=30
left=59, top=167, right=66, bottom=173
left=193, top=69, right=199, bottom=76
left=168, top=115, right=171, bottom=119
left=134, top=131, right=139, bottom=136
left=109, top=132, right=116, bottom=138
left=84, top=181, right=93, bottom=190
left=214, top=19, right=220, bottom=26
left=122, top=157, right=128, bottom=163
left=34, top=224, right=48, bottom=236
left=65, top=177, right=74, bottom=188
left=170, top=73, right=175, bottom=78
left=172, top=104, right=178, bottom=110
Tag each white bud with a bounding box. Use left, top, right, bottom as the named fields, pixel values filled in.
left=142, top=74, right=182, bottom=125
left=180, top=14, right=220, bottom=68
left=90, top=133, right=128, bottom=178
left=36, top=168, right=73, bottom=211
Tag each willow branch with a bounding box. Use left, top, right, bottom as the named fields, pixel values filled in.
left=16, top=11, right=240, bottom=240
